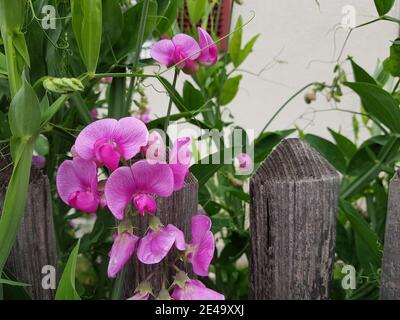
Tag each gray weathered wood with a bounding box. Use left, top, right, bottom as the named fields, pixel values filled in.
left=380, top=171, right=400, bottom=300
left=249, top=138, right=339, bottom=300
left=0, top=158, right=57, bottom=300
left=122, top=174, right=198, bottom=298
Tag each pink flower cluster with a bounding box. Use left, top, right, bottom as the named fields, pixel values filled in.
left=56, top=117, right=223, bottom=300
left=151, top=27, right=218, bottom=74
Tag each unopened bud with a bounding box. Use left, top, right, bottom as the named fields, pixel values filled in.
left=43, top=77, right=84, bottom=94
left=304, top=88, right=317, bottom=104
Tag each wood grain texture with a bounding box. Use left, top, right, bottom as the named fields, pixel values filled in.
left=0, top=157, right=57, bottom=300
left=249, top=138, right=339, bottom=300
left=122, top=174, right=198, bottom=298
left=380, top=171, right=400, bottom=300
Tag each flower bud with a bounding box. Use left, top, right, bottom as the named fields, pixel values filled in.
left=43, top=77, right=84, bottom=94
left=304, top=88, right=317, bottom=104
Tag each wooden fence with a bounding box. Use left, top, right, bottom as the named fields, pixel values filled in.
left=1, top=138, right=399, bottom=300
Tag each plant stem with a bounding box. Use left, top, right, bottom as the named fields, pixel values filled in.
left=124, top=0, right=151, bottom=114
left=164, top=69, right=180, bottom=133
left=392, top=78, right=400, bottom=94
left=110, top=266, right=127, bottom=300
left=258, top=82, right=317, bottom=137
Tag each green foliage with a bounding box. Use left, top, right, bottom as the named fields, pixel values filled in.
left=71, top=0, right=103, bottom=74
left=374, top=0, right=396, bottom=16
left=55, top=240, right=81, bottom=300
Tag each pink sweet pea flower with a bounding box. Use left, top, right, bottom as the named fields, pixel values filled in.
left=108, top=232, right=139, bottom=278
left=197, top=27, right=218, bottom=66
left=172, top=279, right=225, bottom=300
left=74, top=118, right=149, bottom=171
left=237, top=153, right=252, bottom=172
left=137, top=224, right=186, bottom=264
left=151, top=34, right=201, bottom=74
left=56, top=158, right=102, bottom=213
left=105, top=160, right=174, bottom=219
left=142, top=131, right=167, bottom=163
left=187, top=215, right=215, bottom=276
left=32, top=155, right=46, bottom=169
left=169, top=137, right=191, bottom=191
left=90, top=108, right=98, bottom=120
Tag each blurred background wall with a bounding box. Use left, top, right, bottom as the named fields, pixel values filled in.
left=147, top=0, right=400, bottom=140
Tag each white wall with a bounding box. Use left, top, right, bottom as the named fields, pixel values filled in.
left=147, top=0, right=399, bottom=140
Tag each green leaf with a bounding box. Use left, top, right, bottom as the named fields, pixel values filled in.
left=0, top=278, right=30, bottom=287
left=340, top=201, right=382, bottom=270
left=55, top=240, right=81, bottom=300
left=344, top=82, right=400, bottom=133
left=183, top=81, right=205, bottom=111
left=115, top=0, right=158, bottom=58
left=102, top=0, right=123, bottom=47
left=187, top=0, right=207, bottom=25
left=34, top=134, right=49, bottom=156
left=8, top=77, right=41, bottom=138
left=0, top=142, right=34, bottom=275
left=303, top=134, right=347, bottom=173
left=229, top=16, right=243, bottom=67
left=328, top=128, right=357, bottom=161
left=383, top=39, right=400, bottom=77
left=220, top=75, right=242, bottom=106
left=374, top=0, right=395, bottom=16
left=71, top=0, right=103, bottom=73
left=0, top=52, right=7, bottom=75
left=349, top=58, right=377, bottom=85
left=236, top=34, right=260, bottom=67
left=254, top=129, right=295, bottom=163
left=156, top=0, right=179, bottom=36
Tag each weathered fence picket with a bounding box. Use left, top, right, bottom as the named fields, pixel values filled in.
left=249, top=138, right=340, bottom=300
left=122, top=174, right=198, bottom=298
left=380, top=171, right=400, bottom=300
left=0, top=159, right=57, bottom=300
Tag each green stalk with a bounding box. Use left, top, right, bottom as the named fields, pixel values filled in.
left=164, top=69, right=179, bottom=133
left=124, top=0, right=151, bottom=115
left=110, top=267, right=127, bottom=300
left=2, top=32, right=22, bottom=98
left=0, top=142, right=34, bottom=275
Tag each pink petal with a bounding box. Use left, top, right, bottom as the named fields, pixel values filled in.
left=96, top=143, right=120, bottom=171
left=75, top=119, right=117, bottom=160
left=108, top=232, right=139, bottom=278
left=169, top=137, right=191, bottom=191
left=105, top=161, right=174, bottom=219
left=172, top=34, right=200, bottom=61
left=171, top=280, right=225, bottom=300
left=133, top=194, right=157, bottom=216
left=191, top=214, right=212, bottom=244
left=105, top=166, right=137, bottom=220
left=142, top=131, right=167, bottom=163
left=68, top=191, right=99, bottom=213
left=182, top=59, right=199, bottom=75
left=197, top=27, right=218, bottom=65
left=151, top=39, right=175, bottom=66
left=165, top=224, right=186, bottom=251
left=237, top=152, right=252, bottom=172
left=137, top=229, right=176, bottom=264
left=56, top=158, right=98, bottom=206
left=190, top=231, right=215, bottom=276
left=130, top=160, right=174, bottom=197
left=113, top=117, right=149, bottom=160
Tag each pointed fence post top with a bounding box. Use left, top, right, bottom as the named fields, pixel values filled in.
left=252, top=138, right=339, bottom=183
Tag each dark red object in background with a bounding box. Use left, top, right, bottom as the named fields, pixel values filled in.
left=179, top=0, right=232, bottom=52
